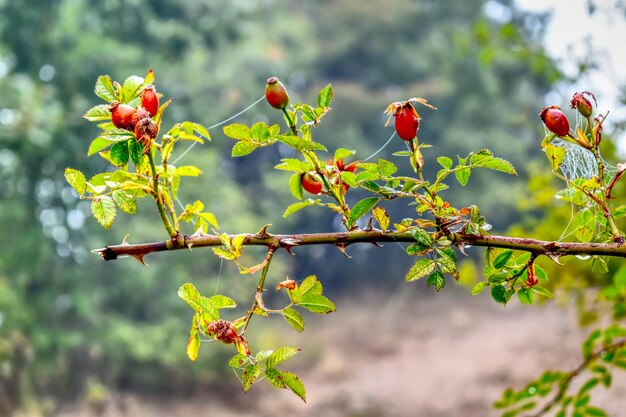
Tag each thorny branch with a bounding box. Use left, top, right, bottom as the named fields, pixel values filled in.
left=94, top=229, right=626, bottom=262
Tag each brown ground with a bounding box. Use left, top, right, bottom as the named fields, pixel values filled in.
left=53, top=290, right=626, bottom=417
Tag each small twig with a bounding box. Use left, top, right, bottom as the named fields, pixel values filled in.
left=147, top=151, right=177, bottom=238
left=242, top=246, right=276, bottom=333
left=526, top=338, right=626, bottom=417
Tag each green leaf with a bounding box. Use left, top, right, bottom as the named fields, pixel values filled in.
left=544, top=144, right=566, bottom=171
left=406, top=258, right=437, bottom=282
left=212, top=247, right=236, bottom=261
left=348, top=197, right=379, bottom=226
left=177, top=284, right=221, bottom=320
left=334, top=148, right=356, bottom=161
left=251, top=122, right=271, bottom=142
left=455, top=167, right=471, bottom=186
left=112, top=190, right=137, bottom=215
left=491, top=284, right=508, bottom=305
left=91, top=196, right=117, bottom=229
left=283, top=199, right=319, bottom=217
left=614, top=205, right=626, bottom=219
left=83, top=104, right=111, bottom=121
left=94, top=75, right=117, bottom=102
left=275, top=158, right=311, bottom=173
left=208, top=294, right=236, bottom=309
left=265, top=368, right=286, bottom=388
left=121, top=75, right=145, bottom=103
left=437, top=156, right=453, bottom=169
left=436, top=249, right=457, bottom=274
left=297, top=294, right=336, bottom=314
left=174, top=166, right=203, bottom=177
left=317, top=83, right=333, bottom=107
left=372, top=206, right=390, bottom=231
left=289, top=173, right=304, bottom=201
left=88, top=137, right=113, bottom=156
left=198, top=212, right=219, bottom=229
left=572, top=209, right=595, bottom=242
left=532, top=286, right=555, bottom=299
left=292, top=275, right=323, bottom=302
left=99, top=129, right=135, bottom=142
left=411, top=228, right=433, bottom=246
left=232, top=141, right=259, bottom=157
left=242, top=364, right=261, bottom=392
left=255, top=350, right=273, bottom=363
left=64, top=168, right=87, bottom=195
left=493, top=250, right=514, bottom=269
left=110, top=141, right=130, bottom=166
left=471, top=281, right=488, bottom=295
left=266, top=346, right=300, bottom=368
left=517, top=287, right=533, bottom=305
left=223, top=124, right=252, bottom=141
left=586, top=407, right=608, bottom=417
left=469, top=151, right=517, bottom=175
left=178, top=283, right=200, bottom=304
left=229, top=353, right=248, bottom=368
left=377, top=159, right=398, bottom=177
left=406, top=243, right=430, bottom=255
left=282, top=371, right=307, bottom=402
left=283, top=308, right=304, bottom=332
left=427, top=271, right=445, bottom=292
left=129, top=138, right=144, bottom=165
left=341, top=171, right=357, bottom=187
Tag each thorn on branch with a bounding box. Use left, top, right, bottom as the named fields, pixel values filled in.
left=254, top=224, right=272, bottom=239
left=545, top=252, right=565, bottom=265
left=280, top=238, right=302, bottom=255
left=131, top=254, right=149, bottom=267
left=336, top=243, right=352, bottom=258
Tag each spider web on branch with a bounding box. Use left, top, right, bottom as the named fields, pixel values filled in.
left=552, top=138, right=598, bottom=181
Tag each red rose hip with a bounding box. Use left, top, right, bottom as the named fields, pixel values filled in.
left=108, top=101, right=137, bottom=131
left=301, top=172, right=323, bottom=195
left=265, top=77, right=290, bottom=109
left=394, top=104, right=420, bottom=141
left=539, top=106, right=570, bottom=137
left=141, top=85, right=159, bottom=117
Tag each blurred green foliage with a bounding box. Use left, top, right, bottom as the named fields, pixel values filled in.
left=0, top=0, right=571, bottom=414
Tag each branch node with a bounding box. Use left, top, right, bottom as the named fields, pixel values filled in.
left=543, top=241, right=562, bottom=252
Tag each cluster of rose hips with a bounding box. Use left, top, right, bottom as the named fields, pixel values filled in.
left=301, top=158, right=360, bottom=195
left=108, top=84, right=161, bottom=153
left=264, top=76, right=360, bottom=196
left=539, top=91, right=601, bottom=149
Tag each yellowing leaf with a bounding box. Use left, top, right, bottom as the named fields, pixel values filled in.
left=65, top=168, right=87, bottom=195
left=91, top=196, right=116, bottom=229
left=187, top=333, right=200, bottom=361
left=406, top=258, right=436, bottom=282
left=372, top=206, right=390, bottom=231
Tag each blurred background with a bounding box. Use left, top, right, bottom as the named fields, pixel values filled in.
left=1, top=1, right=626, bottom=416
